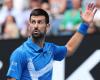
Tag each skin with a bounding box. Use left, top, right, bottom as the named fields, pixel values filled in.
left=4, top=0, right=13, bottom=10
left=28, top=16, right=50, bottom=47
left=72, top=0, right=81, bottom=9
left=7, top=3, right=97, bottom=80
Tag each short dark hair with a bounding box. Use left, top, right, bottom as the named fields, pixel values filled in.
left=29, top=9, right=49, bottom=24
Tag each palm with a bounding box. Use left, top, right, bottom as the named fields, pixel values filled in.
left=80, top=3, right=97, bottom=24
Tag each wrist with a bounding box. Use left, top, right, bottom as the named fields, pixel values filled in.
left=77, top=23, right=89, bottom=36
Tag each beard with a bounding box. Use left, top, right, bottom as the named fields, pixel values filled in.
left=32, top=29, right=46, bottom=39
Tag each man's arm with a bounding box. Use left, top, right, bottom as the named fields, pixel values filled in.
left=65, top=3, right=97, bottom=56
left=66, top=32, right=84, bottom=56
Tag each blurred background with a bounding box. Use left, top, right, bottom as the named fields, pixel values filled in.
left=0, top=0, right=100, bottom=80
left=0, top=0, right=100, bottom=38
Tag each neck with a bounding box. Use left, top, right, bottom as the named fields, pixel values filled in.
left=32, top=37, right=45, bottom=48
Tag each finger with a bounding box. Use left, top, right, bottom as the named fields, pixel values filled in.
left=90, top=3, right=93, bottom=8
left=92, top=4, right=95, bottom=11
left=88, top=3, right=91, bottom=9
left=88, top=3, right=94, bottom=11
left=90, top=3, right=96, bottom=12
left=93, top=8, right=97, bottom=15
left=92, top=8, right=97, bottom=18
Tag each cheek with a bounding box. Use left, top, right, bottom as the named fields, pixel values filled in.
left=39, top=25, right=47, bottom=31
left=30, top=26, right=33, bottom=30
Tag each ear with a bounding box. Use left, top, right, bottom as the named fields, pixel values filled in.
left=46, top=23, right=50, bottom=33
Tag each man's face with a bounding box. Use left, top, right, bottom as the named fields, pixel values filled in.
left=29, top=16, right=49, bottom=38
left=5, top=0, right=13, bottom=9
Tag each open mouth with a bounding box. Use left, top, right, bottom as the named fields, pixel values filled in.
left=32, top=30, right=40, bottom=35
left=33, top=30, right=39, bottom=33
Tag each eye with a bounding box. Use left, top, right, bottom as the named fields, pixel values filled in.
left=31, top=20, right=35, bottom=24
left=38, top=20, right=45, bottom=24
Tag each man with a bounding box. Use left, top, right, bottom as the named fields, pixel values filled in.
left=0, top=0, right=21, bottom=28
left=7, top=3, right=97, bottom=80
left=20, top=0, right=42, bottom=37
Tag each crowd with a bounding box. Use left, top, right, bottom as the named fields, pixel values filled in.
left=0, top=0, right=100, bottom=39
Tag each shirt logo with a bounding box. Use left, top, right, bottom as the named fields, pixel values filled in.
left=27, top=58, right=53, bottom=80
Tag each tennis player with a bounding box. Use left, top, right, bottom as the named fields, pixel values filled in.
left=7, top=3, right=97, bottom=80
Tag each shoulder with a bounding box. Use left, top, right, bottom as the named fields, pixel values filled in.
left=45, top=42, right=59, bottom=49
left=10, top=43, right=26, bottom=60
left=46, top=42, right=67, bottom=51
left=45, top=42, right=56, bottom=47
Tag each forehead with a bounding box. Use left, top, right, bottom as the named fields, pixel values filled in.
left=30, top=16, right=46, bottom=21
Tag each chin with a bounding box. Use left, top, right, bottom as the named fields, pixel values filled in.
left=32, top=34, right=42, bottom=38
left=32, top=32, right=45, bottom=39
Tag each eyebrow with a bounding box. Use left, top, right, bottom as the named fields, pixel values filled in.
left=31, top=18, right=45, bottom=21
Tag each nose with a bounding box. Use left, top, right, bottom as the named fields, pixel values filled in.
left=34, top=22, right=38, bottom=29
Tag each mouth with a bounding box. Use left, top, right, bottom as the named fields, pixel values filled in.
left=32, top=30, right=41, bottom=38
left=32, top=30, right=40, bottom=34
left=34, top=31, right=39, bottom=33
left=32, top=30, right=45, bottom=38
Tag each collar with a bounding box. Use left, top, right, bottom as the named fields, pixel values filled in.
left=26, top=37, right=46, bottom=52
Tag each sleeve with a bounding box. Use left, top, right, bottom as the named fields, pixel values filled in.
left=52, top=43, right=67, bottom=61
left=7, top=50, right=23, bottom=80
